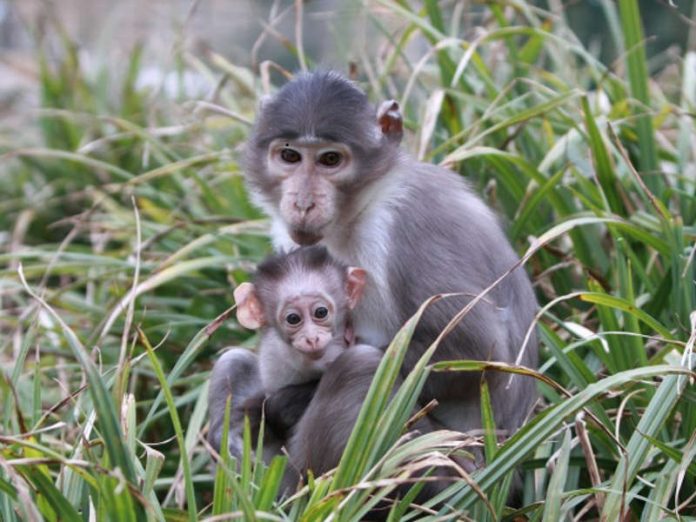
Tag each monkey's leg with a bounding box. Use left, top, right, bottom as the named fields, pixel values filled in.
left=208, top=348, right=263, bottom=459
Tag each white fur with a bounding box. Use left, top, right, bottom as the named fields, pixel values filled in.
left=259, top=329, right=343, bottom=393
left=269, top=166, right=410, bottom=348
left=269, top=217, right=297, bottom=252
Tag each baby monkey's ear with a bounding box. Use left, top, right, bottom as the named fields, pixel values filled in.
left=234, top=282, right=266, bottom=329
left=345, top=267, right=367, bottom=310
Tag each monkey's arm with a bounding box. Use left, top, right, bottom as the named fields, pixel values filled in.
left=286, top=345, right=382, bottom=475
left=208, top=348, right=263, bottom=458
left=264, top=380, right=319, bottom=440
left=283, top=344, right=458, bottom=506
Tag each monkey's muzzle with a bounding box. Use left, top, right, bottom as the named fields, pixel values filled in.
left=298, top=348, right=325, bottom=361
left=290, top=228, right=323, bottom=246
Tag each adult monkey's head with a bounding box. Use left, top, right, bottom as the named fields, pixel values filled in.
left=245, top=71, right=403, bottom=245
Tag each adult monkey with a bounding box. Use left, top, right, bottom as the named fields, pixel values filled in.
left=242, top=71, right=537, bottom=452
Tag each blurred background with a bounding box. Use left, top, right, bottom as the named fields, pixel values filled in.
left=1, top=0, right=695, bottom=127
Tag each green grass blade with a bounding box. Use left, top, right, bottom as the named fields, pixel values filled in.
left=17, top=466, right=81, bottom=522
left=17, top=268, right=141, bottom=508
left=441, top=365, right=692, bottom=513
left=578, top=291, right=674, bottom=341
left=254, top=456, right=287, bottom=512
left=601, top=373, right=691, bottom=519
left=212, top=397, right=233, bottom=516
left=542, top=429, right=571, bottom=522
left=480, top=381, right=498, bottom=462
left=332, top=296, right=438, bottom=489
left=617, top=0, right=658, bottom=191
left=138, top=329, right=197, bottom=522
left=581, top=97, right=624, bottom=215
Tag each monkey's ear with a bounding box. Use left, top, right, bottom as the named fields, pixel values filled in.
left=377, top=100, right=403, bottom=143
left=346, top=267, right=367, bottom=309
left=258, top=95, right=272, bottom=111
left=234, top=282, right=266, bottom=329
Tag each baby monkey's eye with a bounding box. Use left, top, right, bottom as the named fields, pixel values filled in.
left=314, top=307, right=329, bottom=319
left=318, top=151, right=342, bottom=167
left=286, top=313, right=302, bottom=325
left=281, top=148, right=301, bottom=163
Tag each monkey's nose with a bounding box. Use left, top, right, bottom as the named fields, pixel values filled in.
left=294, top=200, right=316, bottom=215
left=305, top=336, right=320, bottom=350
left=300, top=337, right=324, bottom=359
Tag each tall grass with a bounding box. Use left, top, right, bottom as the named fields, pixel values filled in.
left=1, top=1, right=695, bottom=520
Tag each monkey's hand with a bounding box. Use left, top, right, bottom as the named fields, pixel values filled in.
left=264, top=380, right=319, bottom=439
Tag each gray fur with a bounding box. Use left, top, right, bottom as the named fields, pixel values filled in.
left=208, top=246, right=358, bottom=463
left=207, top=347, right=316, bottom=464
left=285, top=344, right=382, bottom=480
left=244, top=71, right=539, bottom=437
left=252, top=246, right=353, bottom=393
left=284, top=344, right=454, bottom=502
left=207, top=348, right=269, bottom=460
left=245, top=72, right=400, bottom=214
left=386, top=162, right=538, bottom=430
left=209, top=72, right=539, bottom=497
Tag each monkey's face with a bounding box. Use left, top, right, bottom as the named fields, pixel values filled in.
left=276, top=292, right=344, bottom=367
left=266, top=138, right=354, bottom=245
left=245, top=73, right=402, bottom=244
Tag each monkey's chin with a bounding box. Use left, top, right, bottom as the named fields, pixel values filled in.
left=290, top=229, right=323, bottom=246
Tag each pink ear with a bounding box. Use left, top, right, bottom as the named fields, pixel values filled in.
left=344, top=323, right=355, bottom=346
left=234, top=282, right=265, bottom=329
left=346, top=267, right=367, bottom=309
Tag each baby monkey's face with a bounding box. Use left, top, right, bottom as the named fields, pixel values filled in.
left=233, top=246, right=366, bottom=375
left=277, top=291, right=341, bottom=365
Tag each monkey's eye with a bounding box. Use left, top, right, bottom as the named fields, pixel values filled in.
left=280, top=148, right=301, bottom=164
left=314, top=307, right=329, bottom=319
left=318, top=151, right=342, bottom=167
left=285, top=312, right=302, bottom=325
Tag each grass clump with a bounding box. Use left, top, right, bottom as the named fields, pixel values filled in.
left=1, top=1, right=695, bottom=520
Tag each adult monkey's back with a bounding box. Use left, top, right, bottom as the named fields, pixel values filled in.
left=244, top=71, right=538, bottom=436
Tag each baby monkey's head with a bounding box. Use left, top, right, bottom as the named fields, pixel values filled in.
left=235, top=246, right=366, bottom=362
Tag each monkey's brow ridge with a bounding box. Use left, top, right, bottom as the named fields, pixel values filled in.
left=264, top=130, right=347, bottom=145
left=258, top=130, right=300, bottom=146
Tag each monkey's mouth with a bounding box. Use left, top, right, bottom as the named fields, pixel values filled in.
left=290, top=228, right=323, bottom=246
left=303, top=350, right=325, bottom=361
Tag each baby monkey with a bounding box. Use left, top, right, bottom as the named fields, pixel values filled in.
left=234, top=245, right=367, bottom=393
left=208, top=246, right=367, bottom=459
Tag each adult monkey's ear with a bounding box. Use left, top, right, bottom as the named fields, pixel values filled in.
left=345, top=267, right=367, bottom=310
left=234, top=282, right=266, bottom=329
left=377, top=100, right=403, bottom=143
